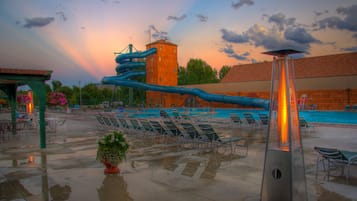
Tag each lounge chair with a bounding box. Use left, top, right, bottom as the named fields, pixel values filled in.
left=139, top=119, right=155, bottom=133
left=198, top=124, right=246, bottom=154
left=242, top=112, right=257, bottom=127
left=129, top=119, right=143, bottom=131
left=172, top=110, right=182, bottom=120
left=258, top=113, right=269, bottom=126
left=149, top=120, right=168, bottom=135
left=163, top=120, right=182, bottom=136
left=0, top=120, right=11, bottom=134
left=122, top=118, right=147, bottom=135
left=101, top=116, right=113, bottom=128
left=180, top=122, right=202, bottom=147
left=95, top=115, right=106, bottom=129
left=97, top=115, right=121, bottom=131
left=180, top=114, right=190, bottom=120
left=150, top=120, right=177, bottom=143
left=314, top=146, right=357, bottom=180
left=160, top=110, right=170, bottom=118
left=299, top=117, right=316, bottom=133
left=109, top=117, right=121, bottom=129
left=118, top=118, right=130, bottom=130
left=230, top=114, right=242, bottom=126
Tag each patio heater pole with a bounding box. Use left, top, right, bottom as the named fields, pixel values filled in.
left=261, top=49, right=308, bottom=201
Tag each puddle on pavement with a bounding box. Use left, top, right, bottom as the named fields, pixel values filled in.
left=316, top=185, right=353, bottom=201
left=0, top=125, right=356, bottom=201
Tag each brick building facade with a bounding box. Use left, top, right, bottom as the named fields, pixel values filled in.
left=145, top=40, right=178, bottom=107
left=142, top=39, right=356, bottom=110
left=179, top=52, right=357, bottom=110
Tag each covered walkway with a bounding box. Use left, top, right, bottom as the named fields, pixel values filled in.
left=0, top=68, right=52, bottom=148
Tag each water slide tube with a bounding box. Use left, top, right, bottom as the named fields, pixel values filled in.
left=102, top=48, right=269, bottom=109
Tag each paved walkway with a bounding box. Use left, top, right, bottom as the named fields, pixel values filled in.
left=0, top=111, right=356, bottom=201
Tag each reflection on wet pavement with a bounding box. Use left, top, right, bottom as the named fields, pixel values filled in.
left=50, top=184, right=72, bottom=201
left=98, top=175, right=133, bottom=201
left=0, top=113, right=356, bottom=201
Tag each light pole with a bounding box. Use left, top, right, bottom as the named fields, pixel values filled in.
left=79, top=81, right=82, bottom=107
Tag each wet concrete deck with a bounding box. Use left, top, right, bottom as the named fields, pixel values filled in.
left=0, top=111, right=356, bottom=201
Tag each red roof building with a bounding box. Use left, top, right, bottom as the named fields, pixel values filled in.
left=179, top=52, right=357, bottom=110
left=222, top=52, right=357, bottom=82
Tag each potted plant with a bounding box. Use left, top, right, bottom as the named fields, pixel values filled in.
left=96, top=131, right=129, bottom=174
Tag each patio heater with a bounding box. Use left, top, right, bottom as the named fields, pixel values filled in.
left=261, top=50, right=308, bottom=201
left=26, top=90, right=34, bottom=114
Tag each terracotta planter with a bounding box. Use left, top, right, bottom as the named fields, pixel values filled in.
left=103, top=160, right=120, bottom=174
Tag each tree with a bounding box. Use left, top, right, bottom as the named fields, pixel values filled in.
left=219, top=65, right=232, bottom=80
left=45, top=83, right=52, bottom=94
left=70, top=85, right=80, bottom=105
left=81, top=83, right=100, bottom=105
left=59, top=86, right=73, bottom=103
left=51, top=80, right=62, bottom=92
left=180, top=59, right=219, bottom=85
left=177, top=66, right=187, bottom=85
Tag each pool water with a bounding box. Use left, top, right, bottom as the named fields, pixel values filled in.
left=119, top=108, right=357, bottom=125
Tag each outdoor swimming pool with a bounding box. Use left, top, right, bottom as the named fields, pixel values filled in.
left=119, top=108, right=357, bottom=125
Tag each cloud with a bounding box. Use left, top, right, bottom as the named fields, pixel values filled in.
left=314, top=4, right=357, bottom=32
left=220, top=28, right=249, bottom=43
left=246, top=24, right=312, bottom=52
left=149, top=25, right=159, bottom=33
left=220, top=12, right=325, bottom=59
left=196, top=14, right=208, bottom=22
left=220, top=11, right=323, bottom=54
left=221, top=24, right=317, bottom=53
left=284, top=27, right=320, bottom=44
left=149, top=25, right=168, bottom=40
left=56, top=11, right=67, bottom=21
left=23, top=17, right=54, bottom=28
left=167, top=14, right=187, bottom=21
left=267, top=12, right=296, bottom=31
left=112, top=0, right=120, bottom=3
left=314, top=10, right=328, bottom=17
left=341, top=46, right=357, bottom=52
left=220, top=44, right=249, bottom=61
left=232, top=0, right=254, bottom=10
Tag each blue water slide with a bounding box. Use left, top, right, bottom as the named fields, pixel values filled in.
left=115, top=48, right=157, bottom=74
left=103, top=48, right=270, bottom=109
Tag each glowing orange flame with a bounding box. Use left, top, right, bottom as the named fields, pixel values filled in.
left=28, top=155, right=35, bottom=164
left=26, top=91, right=33, bottom=114
left=278, top=62, right=289, bottom=151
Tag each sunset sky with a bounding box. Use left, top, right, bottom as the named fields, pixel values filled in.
left=0, top=0, right=356, bottom=86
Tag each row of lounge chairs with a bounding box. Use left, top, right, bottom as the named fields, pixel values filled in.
left=96, top=114, right=247, bottom=155
left=229, top=113, right=268, bottom=128
left=229, top=113, right=316, bottom=133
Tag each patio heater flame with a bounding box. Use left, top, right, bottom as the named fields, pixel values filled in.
left=278, top=62, right=289, bottom=151
left=26, top=90, right=34, bottom=114
left=28, top=155, right=35, bottom=164
left=261, top=49, right=307, bottom=201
